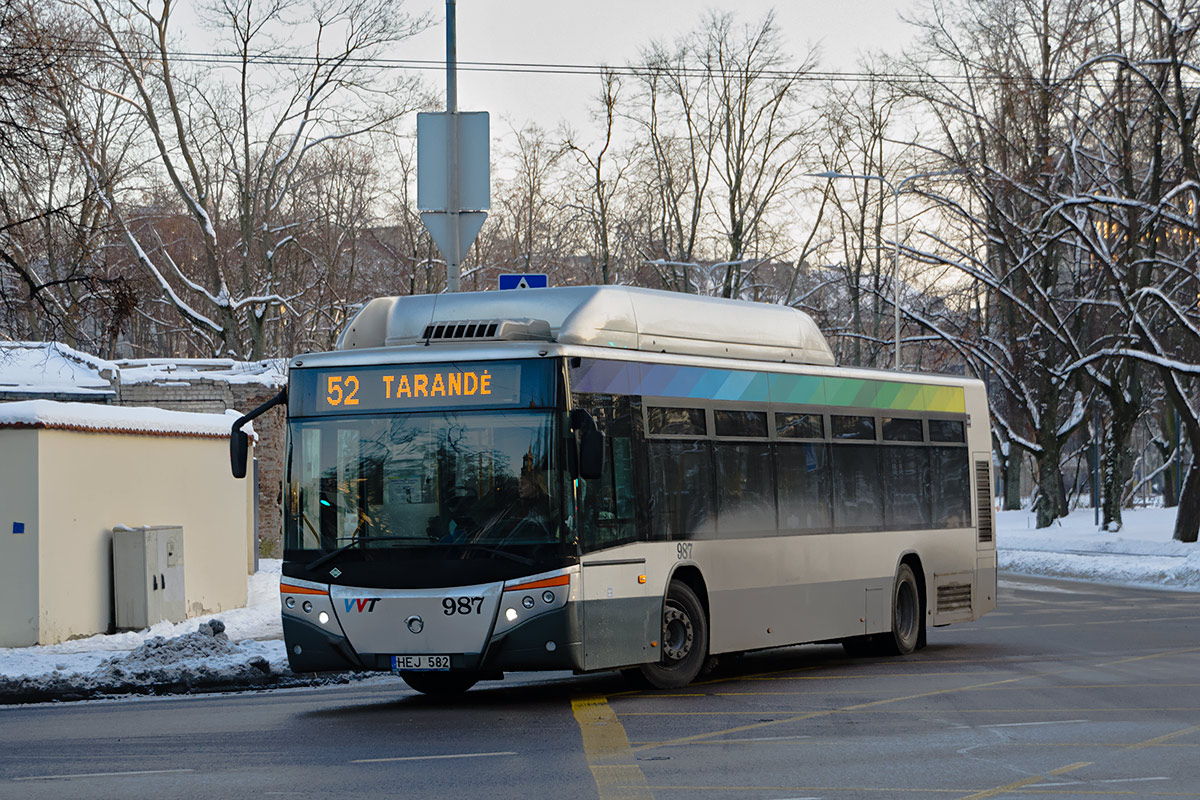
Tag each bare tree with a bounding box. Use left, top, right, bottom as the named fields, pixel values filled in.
left=60, top=0, right=429, bottom=358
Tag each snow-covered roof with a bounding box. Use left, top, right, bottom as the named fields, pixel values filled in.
left=115, top=358, right=287, bottom=388
left=0, top=400, right=251, bottom=439
left=0, top=342, right=116, bottom=397
left=0, top=342, right=287, bottom=395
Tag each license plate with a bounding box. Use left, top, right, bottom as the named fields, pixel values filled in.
left=391, top=654, right=451, bottom=671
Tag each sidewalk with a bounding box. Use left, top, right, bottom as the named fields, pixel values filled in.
left=1, top=507, right=1196, bottom=702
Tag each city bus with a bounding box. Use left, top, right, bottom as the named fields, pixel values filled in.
left=231, top=286, right=996, bottom=694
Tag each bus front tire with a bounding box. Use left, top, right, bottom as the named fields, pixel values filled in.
left=400, top=670, right=479, bottom=696
left=638, top=580, right=708, bottom=689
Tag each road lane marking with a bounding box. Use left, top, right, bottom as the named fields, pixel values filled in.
left=1098, top=646, right=1200, bottom=667
left=13, top=769, right=195, bottom=781
left=351, top=751, right=515, bottom=764
left=1124, top=725, right=1200, bottom=751
left=630, top=676, right=1024, bottom=752
left=572, top=695, right=653, bottom=800
left=978, top=719, right=1088, bottom=728
left=955, top=760, right=1091, bottom=800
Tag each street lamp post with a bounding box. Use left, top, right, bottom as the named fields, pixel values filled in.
left=807, top=168, right=963, bottom=371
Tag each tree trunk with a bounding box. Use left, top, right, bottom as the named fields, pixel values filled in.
left=1035, top=444, right=1062, bottom=529
left=1101, top=411, right=1135, bottom=531
left=1172, top=458, right=1200, bottom=543
left=1003, top=448, right=1023, bottom=510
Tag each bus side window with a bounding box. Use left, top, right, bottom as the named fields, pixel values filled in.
left=574, top=395, right=638, bottom=552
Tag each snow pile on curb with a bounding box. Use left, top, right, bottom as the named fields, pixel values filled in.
left=0, top=620, right=283, bottom=702
left=998, top=508, right=1200, bottom=591
left=0, top=560, right=380, bottom=703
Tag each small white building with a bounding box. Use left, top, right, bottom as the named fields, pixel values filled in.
left=0, top=401, right=255, bottom=646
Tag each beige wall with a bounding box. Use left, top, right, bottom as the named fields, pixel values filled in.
left=0, top=430, right=41, bottom=647
left=32, top=429, right=253, bottom=645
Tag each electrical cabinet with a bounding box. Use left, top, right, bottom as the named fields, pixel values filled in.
left=113, top=525, right=186, bottom=630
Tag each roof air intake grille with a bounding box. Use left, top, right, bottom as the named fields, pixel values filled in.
left=420, top=318, right=552, bottom=343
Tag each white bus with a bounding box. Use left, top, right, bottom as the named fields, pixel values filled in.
left=232, top=286, right=996, bottom=694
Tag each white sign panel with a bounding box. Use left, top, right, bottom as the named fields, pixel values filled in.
left=417, top=111, right=490, bottom=212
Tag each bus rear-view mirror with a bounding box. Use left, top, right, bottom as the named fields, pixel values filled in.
left=231, top=429, right=249, bottom=479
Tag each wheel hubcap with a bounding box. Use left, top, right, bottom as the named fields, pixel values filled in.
left=661, top=603, right=694, bottom=661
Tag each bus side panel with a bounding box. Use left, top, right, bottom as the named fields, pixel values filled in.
left=579, top=558, right=660, bottom=671
left=701, top=537, right=885, bottom=653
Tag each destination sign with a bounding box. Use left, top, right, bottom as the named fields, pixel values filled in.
left=291, top=362, right=541, bottom=416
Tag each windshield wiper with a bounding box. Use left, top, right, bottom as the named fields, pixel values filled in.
left=452, top=543, right=534, bottom=566
left=306, top=536, right=415, bottom=572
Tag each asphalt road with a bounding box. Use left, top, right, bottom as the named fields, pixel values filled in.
left=1, top=573, right=1198, bottom=800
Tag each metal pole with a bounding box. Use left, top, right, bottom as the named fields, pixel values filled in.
left=445, top=0, right=461, bottom=292
left=892, top=184, right=900, bottom=371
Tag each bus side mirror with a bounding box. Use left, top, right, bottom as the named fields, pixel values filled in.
left=229, top=388, right=288, bottom=480
left=570, top=408, right=605, bottom=480
left=231, top=429, right=249, bottom=479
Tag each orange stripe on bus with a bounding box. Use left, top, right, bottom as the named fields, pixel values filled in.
left=504, top=574, right=570, bottom=592
left=280, top=583, right=328, bottom=596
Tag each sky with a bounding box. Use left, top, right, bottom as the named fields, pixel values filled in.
left=400, top=1, right=920, bottom=135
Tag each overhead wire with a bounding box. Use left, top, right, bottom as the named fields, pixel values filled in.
left=0, top=40, right=1136, bottom=89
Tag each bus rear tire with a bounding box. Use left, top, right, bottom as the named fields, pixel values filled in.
left=400, top=670, right=479, bottom=696
left=881, top=563, right=922, bottom=656
left=638, top=580, right=708, bottom=689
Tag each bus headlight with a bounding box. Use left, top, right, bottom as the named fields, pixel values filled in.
left=302, top=601, right=313, bottom=614
left=542, top=590, right=555, bottom=604
left=318, top=611, right=329, bottom=624
left=522, top=596, right=535, bottom=609
left=285, top=597, right=295, bottom=609
left=505, top=608, right=519, bottom=622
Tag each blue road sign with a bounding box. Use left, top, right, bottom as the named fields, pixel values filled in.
left=498, top=274, right=548, bottom=290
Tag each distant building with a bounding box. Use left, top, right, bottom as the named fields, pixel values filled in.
left=0, top=342, right=287, bottom=555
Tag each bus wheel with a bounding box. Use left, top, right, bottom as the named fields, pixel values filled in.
left=882, top=563, right=922, bottom=656
left=400, top=670, right=479, bottom=696
left=639, top=580, right=708, bottom=689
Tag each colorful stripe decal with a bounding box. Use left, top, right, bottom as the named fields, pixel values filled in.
left=571, top=360, right=965, bottom=413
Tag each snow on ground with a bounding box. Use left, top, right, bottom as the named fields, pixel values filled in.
left=0, top=561, right=303, bottom=702
left=1, top=508, right=1196, bottom=702
left=999, top=507, right=1200, bottom=591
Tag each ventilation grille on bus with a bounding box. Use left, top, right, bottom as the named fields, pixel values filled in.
left=975, top=460, right=994, bottom=543
left=937, top=583, right=972, bottom=614
left=421, top=318, right=552, bottom=342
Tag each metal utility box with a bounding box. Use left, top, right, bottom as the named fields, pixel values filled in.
left=113, top=525, right=186, bottom=630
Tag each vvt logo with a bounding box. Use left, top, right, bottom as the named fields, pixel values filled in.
left=345, top=598, right=381, bottom=613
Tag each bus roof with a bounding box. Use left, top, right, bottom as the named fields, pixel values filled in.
left=336, top=286, right=835, bottom=367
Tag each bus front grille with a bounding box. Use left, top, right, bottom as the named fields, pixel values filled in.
left=937, top=583, right=972, bottom=613
left=975, top=460, right=993, bottom=543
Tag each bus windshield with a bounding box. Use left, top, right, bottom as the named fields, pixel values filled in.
left=285, top=410, right=569, bottom=563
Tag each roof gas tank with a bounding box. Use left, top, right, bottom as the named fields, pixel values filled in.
left=335, top=286, right=834, bottom=366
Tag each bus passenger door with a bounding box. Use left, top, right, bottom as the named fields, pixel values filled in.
left=579, top=560, right=659, bottom=671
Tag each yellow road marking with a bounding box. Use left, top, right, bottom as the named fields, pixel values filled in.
left=1097, top=646, right=1200, bottom=667
left=693, top=682, right=1200, bottom=697
left=975, top=615, right=1200, bottom=631
left=1124, top=725, right=1200, bottom=751
left=572, top=695, right=654, bottom=800
left=638, top=786, right=1195, bottom=796
left=629, top=676, right=1023, bottom=752
left=956, top=761, right=1091, bottom=800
